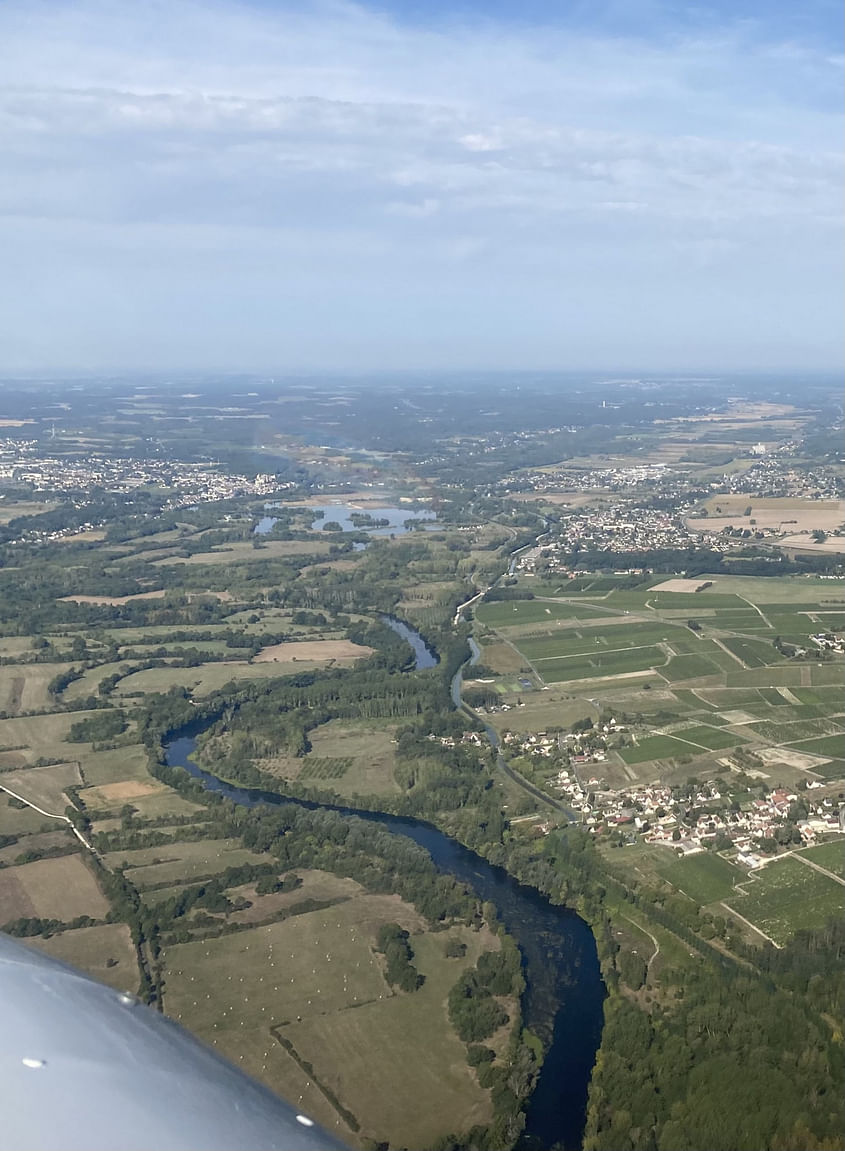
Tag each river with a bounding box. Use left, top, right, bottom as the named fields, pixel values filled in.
left=163, top=622, right=604, bottom=1150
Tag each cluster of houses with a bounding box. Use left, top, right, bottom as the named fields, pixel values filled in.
left=514, top=505, right=710, bottom=571
left=584, top=777, right=842, bottom=867
left=713, top=445, right=843, bottom=502
left=811, top=632, right=845, bottom=655
left=0, top=446, right=295, bottom=544
left=508, top=461, right=679, bottom=494
left=492, top=720, right=844, bottom=867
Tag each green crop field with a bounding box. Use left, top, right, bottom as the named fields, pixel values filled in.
left=619, top=734, right=699, bottom=764
left=811, top=663, right=845, bottom=686
left=720, top=637, right=784, bottom=668
left=537, top=646, right=666, bottom=683
left=675, top=725, right=747, bottom=751
left=786, top=733, right=845, bottom=759
left=660, top=654, right=722, bottom=682
left=725, top=666, right=805, bottom=688
left=298, top=721, right=400, bottom=796
left=725, top=858, right=844, bottom=945
left=798, top=840, right=845, bottom=877
left=748, top=718, right=844, bottom=744
left=653, top=851, right=742, bottom=904
left=475, top=599, right=606, bottom=627
left=517, top=622, right=674, bottom=662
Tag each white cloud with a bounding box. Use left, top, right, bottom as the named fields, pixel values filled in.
left=0, top=0, right=840, bottom=369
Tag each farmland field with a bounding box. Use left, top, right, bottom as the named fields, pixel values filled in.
left=114, top=661, right=311, bottom=697
left=476, top=599, right=608, bottom=627
left=658, top=653, right=722, bottom=681
left=674, top=725, right=747, bottom=751
left=619, top=734, right=698, bottom=764
left=799, top=840, right=845, bottom=877
left=719, top=637, right=784, bottom=668
left=24, top=923, right=139, bottom=991
left=101, top=838, right=269, bottom=888
left=786, top=733, right=845, bottom=759
left=162, top=888, right=496, bottom=1148
left=0, top=762, right=83, bottom=814
left=653, top=851, right=742, bottom=904
left=300, top=721, right=400, bottom=796
left=0, top=854, right=109, bottom=923
left=725, top=858, right=844, bottom=945
left=0, top=663, right=77, bottom=714
left=537, top=646, right=666, bottom=683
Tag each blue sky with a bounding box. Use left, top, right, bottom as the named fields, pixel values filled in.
left=0, top=0, right=841, bottom=371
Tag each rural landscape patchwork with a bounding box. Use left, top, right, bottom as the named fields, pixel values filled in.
left=0, top=372, right=842, bottom=1150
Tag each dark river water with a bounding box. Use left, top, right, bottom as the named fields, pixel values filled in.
left=163, top=624, right=604, bottom=1150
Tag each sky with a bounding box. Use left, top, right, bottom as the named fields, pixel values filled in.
left=0, top=0, right=841, bottom=372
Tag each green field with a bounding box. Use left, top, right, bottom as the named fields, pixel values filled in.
left=786, top=733, right=845, bottom=759
left=659, top=653, right=722, bottom=682
left=476, top=599, right=607, bottom=627
left=748, top=718, right=844, bottom=744
left=653, top=851, right=742, bottom=904
left=538, top=646, right=666, bottom=683
left=619, top=734, right=700, bottom=764
left=675, top=725, right=747, bottom=751
left=798, top=839, right=845, bottom=877
left=725, top=858, right=844, bottom=945
left=719, top=637, right=784, bottom=668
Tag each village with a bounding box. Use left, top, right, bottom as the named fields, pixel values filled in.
left=486, top=723, right=845, bottom=870
left=0, top=442, right=293, bottom=543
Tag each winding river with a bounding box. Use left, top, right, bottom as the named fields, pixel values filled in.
left=164, top=622, right=604, bottom=1151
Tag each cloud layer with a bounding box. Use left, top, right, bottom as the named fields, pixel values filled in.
left=0, top=0, right=841, bottom=370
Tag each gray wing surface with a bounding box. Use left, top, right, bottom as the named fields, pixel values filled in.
left=0, top=934, right=348, bottom=1150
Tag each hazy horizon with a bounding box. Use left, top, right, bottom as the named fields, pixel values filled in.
left=1, top=0, right=841, bottom=373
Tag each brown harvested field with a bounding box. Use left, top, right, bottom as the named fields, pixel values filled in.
left=0, top=662, right=76, bottom=714
left=780, top=535, right=845, bottom=554
left=84, top=779, right=165, bottom=805
left=155, top=539, right=333, bottom=565
left=0, top=855, right=109, bottom=923
left=756, top=747, right=831, bottom=771
left=0, top=499, right=52, bottom=524
left=254, top=639, right=372, bottom=663
left=59, top=590, right=167, bottom=606
left=162, top=890, right=494, bottom=1148
left=652, top=578, right=715, bottom=593
left=1, top=762, right=82, bottom=814
left=112, top=661, right=313, bottom=698
left=24, top=924, right=139, bottom=991
left=300, top=721, right=400, bottom=796
left=477, top=642, right=528, bottom=673
left=690, top=497, right=845, bottom=535
left=485, top=688, right=597, bottom=734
